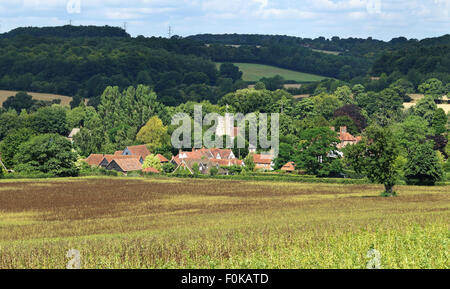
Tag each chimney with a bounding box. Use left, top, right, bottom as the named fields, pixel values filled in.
left=340, top=126, right=347, bottom=134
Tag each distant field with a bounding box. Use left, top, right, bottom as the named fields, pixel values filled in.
left=0, top=177, right=448, bottom=269
left=0, top=90, right=72, bottom=106
left=403, top=94, right=450, bottom=113
left=311, top=49, right=341, bottom=55
left=216, top=62, right=328, bottom=82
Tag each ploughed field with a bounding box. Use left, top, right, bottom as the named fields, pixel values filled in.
left=0, top=177, right=448, bottom=269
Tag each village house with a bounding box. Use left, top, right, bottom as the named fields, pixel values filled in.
left=333, top=126, right=361, bottom=149
left=253, top=154, right=274, bottom=171
left=85, top=154, right=106, bottom=167
left=99, top=155, right=143, bottom=168
left=281, top=162, right=296, bottom=173
left=121, top=145, right=151, bottom=159
left=172, top=148, right=243, bottom=175
left=106, top=158, right=143, bottom=175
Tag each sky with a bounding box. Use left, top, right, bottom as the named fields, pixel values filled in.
left=0, top=0, right=449, bottom=41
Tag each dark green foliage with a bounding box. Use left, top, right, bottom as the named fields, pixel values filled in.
left=260, top=75, right=284, bottom=91
left=344, top=126, right=400, bottom=196
left=294, top=127, right=342, bottom=177
left=29, top=106, right=67, bottom=136
left=14, top=134, right=78, bottom=177
left=432, top=108, right=447, bottom=135
left=274, top=143, right=294, bottom=170
left=219, top=63, right=243, bottom=81
left=0, top=128, right=35, bottom=168
left=162, top=163, right=176, bottom=174
left=404, top=141, right=444, bottom=185
left=2, top=92, right=34, bottom=112
left=331, top=116, right=359, bottom=135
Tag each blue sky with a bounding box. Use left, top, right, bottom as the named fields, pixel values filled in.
left=0, top=0, right=449, bottom=41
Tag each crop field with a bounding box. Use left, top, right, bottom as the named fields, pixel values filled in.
left=0, top=90, right=72, bottom=106
left=216, top=63, right=327, bottom=82
left=0, top=177, right=448, bottom=269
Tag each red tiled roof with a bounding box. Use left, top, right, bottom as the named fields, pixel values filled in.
left=281, top=162, right=296, bottom=171
left=253, top=154, right=273, bottom=164
left=114, top=150, right=123, bottom=155
left=102, top=155, right=141, bottom=164
left=126, top=145, right=150, bottom=159
left=211, top=159, right=243, bottom=166
left=85, top=154, right=105, bottom=166
left=109, top=158, right=142, bottom=172
left=156, top=154, right=169, bottom=163
left=142, top=167, right=160, bottom=174
left=339, top=132, right=357, bottom=142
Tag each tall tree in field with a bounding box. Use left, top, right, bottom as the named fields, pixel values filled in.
left=0, top=128, right=35, bottom=168
left=136, top=116, right=169, bottom=152
left=344, top=125, right=400, bottom=196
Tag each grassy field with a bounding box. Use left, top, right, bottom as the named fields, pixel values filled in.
left=0, top=177, right=448, bottom=269
left=403, top=94, right=450, bottom=113
left=0, top=90, right=72, bottom=106
left=216, top=62, right=328, bottom=82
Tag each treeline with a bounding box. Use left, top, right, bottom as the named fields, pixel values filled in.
left=0, top=30, right=245, bottom=106
left=188, top=33, right=450, bottom=81
left=0, top=25, right=130, bottom=39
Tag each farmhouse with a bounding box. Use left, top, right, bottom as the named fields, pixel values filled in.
left=172, top=148, right=243, bottom=175
left=99, top=155, right=143, bottom=168
left=281, top=162, right=296, bottom=173
left=85, top=154, right=106, bottom=167
left=122, top=145, right=151, bottom=159
left=106, top=158, right=142, bottom=175
left=253, top=154, right=274, bottom=171
left=333, top=126, right=361, bottom=149
left=156, top=154, right=169, bottom=164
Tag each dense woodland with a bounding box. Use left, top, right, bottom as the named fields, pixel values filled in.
left=0, top=26, right=449, bottom=193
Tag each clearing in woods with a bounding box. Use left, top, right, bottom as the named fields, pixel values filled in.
left=0, top=90, right=72, bottom=106
left=216, top=62, right=328, bottom=83
left=0, top=177, right=448, bottom=269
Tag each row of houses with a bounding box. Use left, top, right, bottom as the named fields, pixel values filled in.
left=83, top=126, right=360, bottom=175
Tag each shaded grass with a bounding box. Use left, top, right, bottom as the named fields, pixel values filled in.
left=0, top=178, right=448, bottom=269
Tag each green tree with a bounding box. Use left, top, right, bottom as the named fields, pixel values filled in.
left=142, top=154, right=162, bottom=170
left=294, top=127, right=342, bottom=177
left=404, top=141, right=443, bottom=185
left=432, top=108, right=447, bottom=135
left=219, top=63, right=242, bottom=81
left=344, top=125, right=400, bottom=196
left=244, top=153, right=256, bottom=171
left=413, top=95, right=437, bottom=125
left=14, top=134, right=78, bottom=177
left=274, top=143, right=294, bottom=170
left=136, top=116, right=169, bottom=152
left=30, top=105, right=68, bottom=136
left=331, top=116, right=358, bottom=135
left=418, top=78, right=445, bottom=100
left=162, top=162, right=176, bottom=174
left=334, top=85, right=354, bottom=104
left=2, top=92, right=35, bottom=113
left=0, top=128, right=35, bottom=168
left=312, top=93, right=342, bottom=120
